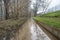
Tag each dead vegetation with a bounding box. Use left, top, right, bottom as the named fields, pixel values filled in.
left=0, top=18, right=26, bottom=40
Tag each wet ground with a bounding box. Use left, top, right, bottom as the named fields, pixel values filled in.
left=28, top=18, right=51, bottom=40
left=3, top=18, right=51, bottom=40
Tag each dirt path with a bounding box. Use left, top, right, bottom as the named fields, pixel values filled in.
left=10, top=19, right=31, bottom=40
left=10, top=18, right=51, bottom=40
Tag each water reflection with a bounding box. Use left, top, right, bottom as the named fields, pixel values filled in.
left=30, top=19, right=51, bottom=40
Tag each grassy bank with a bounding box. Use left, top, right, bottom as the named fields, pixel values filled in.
left=34, top=11, right=60, bottom=29
left=34, top=17, right=60, bottom=28
left=42, top=11, right=60, bottom=17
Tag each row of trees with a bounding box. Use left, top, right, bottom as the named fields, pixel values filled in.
left=0, top=0, right=51, bottom=20
left=0, top=0, right=29, bottom=20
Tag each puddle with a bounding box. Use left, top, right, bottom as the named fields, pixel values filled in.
left=30, top=19, right=51, bottom=40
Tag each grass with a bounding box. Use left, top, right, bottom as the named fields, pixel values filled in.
left=34, top=11, right=60, bottom=29
left=42, top=11, right=60, bottom=17
left=34, top=17, right=60, bottom=28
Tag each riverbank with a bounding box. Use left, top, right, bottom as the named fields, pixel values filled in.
left=34, top=18, right=60, bottom=40
left=34, top=17, right=60, bottom=29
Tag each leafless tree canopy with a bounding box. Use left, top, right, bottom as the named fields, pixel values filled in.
left=29, top=0, right=51, bottom=16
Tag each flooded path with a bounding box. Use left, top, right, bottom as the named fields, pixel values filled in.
left=28, top=18, right=51, bottom=40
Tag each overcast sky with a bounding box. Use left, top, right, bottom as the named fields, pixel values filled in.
left=30, top=0, right=60, bottom=14
left=31, top=0, right=60, bottom=8
left=38, top=0, right=60, bottom=14
left=48, top=0, right=60, bottom=9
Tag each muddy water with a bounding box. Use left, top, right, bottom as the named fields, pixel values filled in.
left=29, top=19, right=51, bottom=40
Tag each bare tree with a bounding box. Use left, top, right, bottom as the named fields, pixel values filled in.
left=2, top=0, right=29, bottom=19
left=30, top=0, right=51, bottom=16
left=3, top=0, right=10, bottom=19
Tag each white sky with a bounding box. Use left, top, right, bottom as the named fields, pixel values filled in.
left=30, top=0, right=60, bottom=14
left=48, top=0, right=60, bottom=9
left=31, top=0, right=60, bottom=8
left=37, top=0, right=60, bottom=14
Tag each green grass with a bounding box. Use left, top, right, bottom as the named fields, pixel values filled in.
left=42, top=11, right=60, bottom=17
left=34, top=10, right=60, bottom=29
left=34, top=17, right=60, bottom=29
